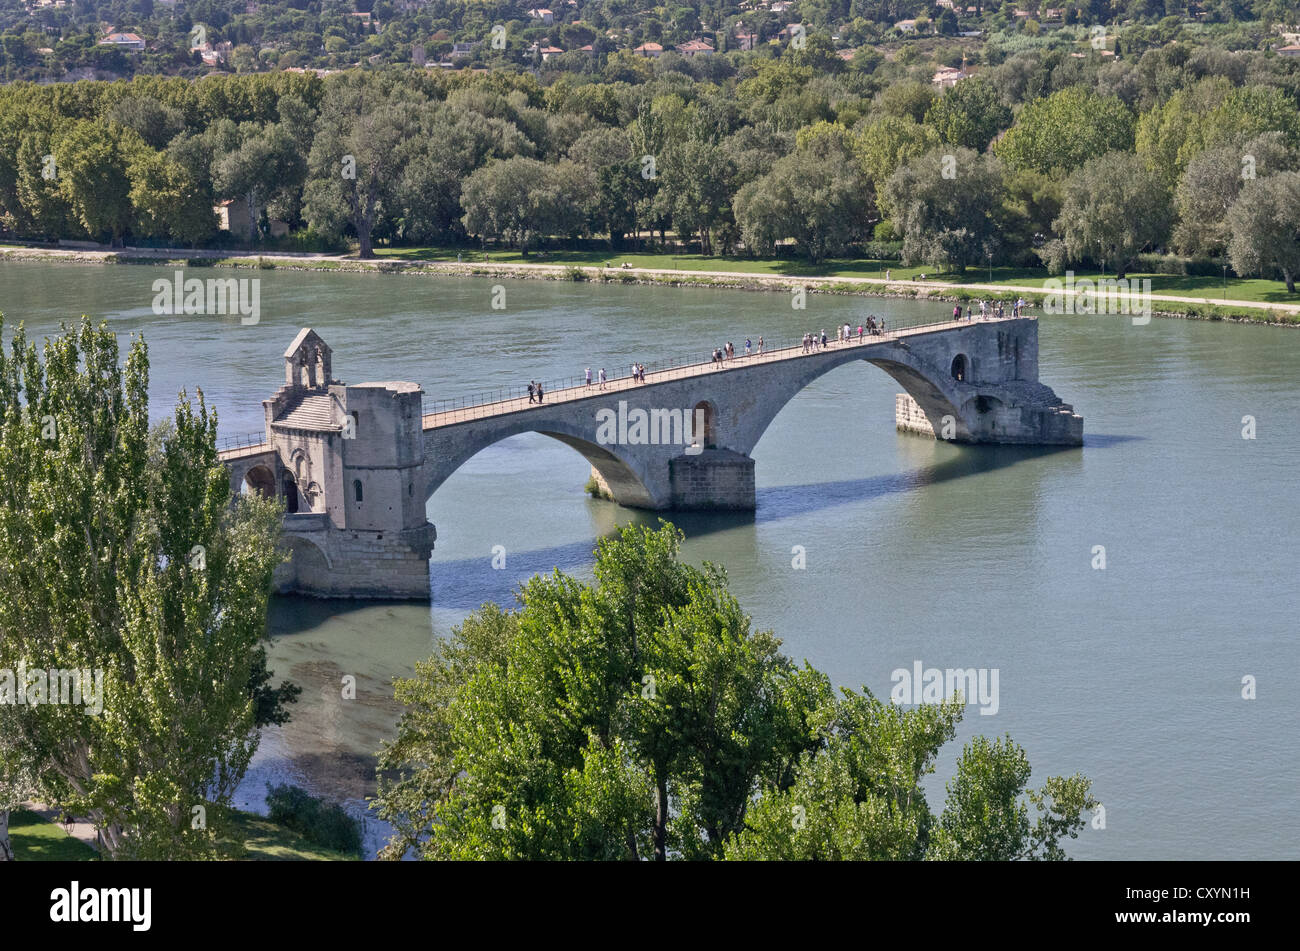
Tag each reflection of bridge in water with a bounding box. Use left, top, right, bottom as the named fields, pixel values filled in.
left=219, top=316, right=1082, bottom=600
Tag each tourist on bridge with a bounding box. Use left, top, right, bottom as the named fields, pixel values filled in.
left=953, top=305, right=962, bottom=321
left=758, top=336, right=764, bottom=354
left=745, top=338, right=751, bottom=356
left=585, top=367, right=592, bottom=388
left=599, top=368, right=607, bottom=389
left=821, top=330, right=828, bottom=348
left=528, top=381, right=536, bottom=404
left=536, top=382, right=544, bottom=403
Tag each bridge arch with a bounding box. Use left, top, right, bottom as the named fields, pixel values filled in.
left=240, top=463, right=276, bottom=499
left=730, top=343, right=978, bottom=455
left=423, top=414, right=661, bottom=509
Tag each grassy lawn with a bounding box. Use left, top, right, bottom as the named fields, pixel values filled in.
left=372, top=246, right=1299, bottom=306
left=224, top=809, right=359, bottom=861
left=8, top=807, right=357, bottom=861
left=8, top=809, right=98, bottom=861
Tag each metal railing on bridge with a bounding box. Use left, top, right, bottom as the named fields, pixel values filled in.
left=217, top=430, right=269, bottom=454
left=419, top=312, right=1006, bottom=426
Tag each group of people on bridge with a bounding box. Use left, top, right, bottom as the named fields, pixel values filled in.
left=711, top=338, right=764, bottom=365
left=954, top=298, right=1028, bottom=322
left=802, top=319, right=887, bottom=353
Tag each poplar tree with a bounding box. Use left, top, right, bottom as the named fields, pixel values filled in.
left=0, top=317, right=284, bottom=859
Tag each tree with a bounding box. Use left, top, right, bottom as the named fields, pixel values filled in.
left=55, top=121, right=148, bottom=246
left=924, top=77, right=1013, bottom=152
left=852, top=115, right=942, bottom=219
left=129, top=149, right=217, bottom=246
left=1056, top=151, right=1173, bottom=279
left=459, top=156, right=586, bottom=254
left=1173, top=134, right=1297, bottom=257
left=0, top=727, right=36, bottom=861
left=374, top=523, right=830, bottom=861
left=725, top=695, right=1096, bottom=861
left=884, top=147, right=1006, bottom=272
left=303, top=82, right=417, bottom=258
left=733, top=131, right=872, bottom=263
left=0, top=319, right=284, bottom=859
left=209, top=120, right=302, bottom=247
left=658, top=138, right=734, bottom=255
left=1138, top=80, right=1300, bottom=190
left=1226, top=171, right=1300, bottom=293
left=994, top=87, right=1135, bottom=176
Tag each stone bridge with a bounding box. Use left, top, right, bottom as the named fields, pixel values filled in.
left=220, top=317, right=1081, bottom=600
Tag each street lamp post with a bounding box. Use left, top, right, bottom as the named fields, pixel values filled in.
left=1223, top=265, right=1227, bottom=301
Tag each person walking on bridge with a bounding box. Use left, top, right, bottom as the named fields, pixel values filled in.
left=528, top=381, right=536, bottom=404
left=599, top=368, right=607, bottom=389
left=758, top=335, right=764, bottom=355
left=536, top=382, right=544, bottom=403
left=585, top=367, right=592, bottom=388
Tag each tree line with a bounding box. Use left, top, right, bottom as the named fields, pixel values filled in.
left=1, top=37, right=1298, bottom=286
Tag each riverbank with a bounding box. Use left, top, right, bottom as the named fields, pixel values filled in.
left=9, top=802, right=356, bottom=860
left=3, top=243, right=1298, bottom=326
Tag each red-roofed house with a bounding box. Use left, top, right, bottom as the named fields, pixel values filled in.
left=676, top=39, right=715, bottom=56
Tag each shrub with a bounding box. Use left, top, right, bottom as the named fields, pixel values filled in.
left=264, top=784, right=363, bottom=856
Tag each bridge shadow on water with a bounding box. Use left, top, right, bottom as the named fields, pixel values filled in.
left=270, top=434, right=1139, bottom=618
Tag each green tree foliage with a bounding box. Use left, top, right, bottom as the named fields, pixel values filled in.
left=1138, top=80, right=1300, bottom=190
left=1055, top=150, right=1173, bottom=279
left=884, top=147, right=1006, bottom=272
left=375, top=523, right=833, bottom=861
left=658, top=138, right=734, bottom=255
left=0, top=728, right=36, bottom=861
left=303, top=80, right=416, bottom=257
left=734, top=129, right=872, bottom=262
left=853, top=115, right=942, bottom=219
left=55, top=120, right=148, bottom=246
left=459, top=155, right=588, bottom=253
left=995, top=87, right=1135, bottom=176
left=1226, top=171, right=1300, bottom=293
left=0, top=319, right=284, bottom=859
left=375, top=523, right=1097, bottom=862
left=1172, top=133, right=1297, bottom=257
left=924, top=77, right=1013, bottom=152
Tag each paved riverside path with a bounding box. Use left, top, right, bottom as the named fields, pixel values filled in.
left=22, top=801, right=101, bottom=852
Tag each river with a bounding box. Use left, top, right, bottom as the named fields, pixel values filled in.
left=2, top=260, right=1296, bottom=860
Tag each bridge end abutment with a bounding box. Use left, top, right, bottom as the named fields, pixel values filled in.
left=894, top=387, right=1083, bottom=446
left=273, top=520, right=436, bottom=600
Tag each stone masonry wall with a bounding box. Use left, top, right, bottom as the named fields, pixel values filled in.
left=668, top=449, right=755, bottom=509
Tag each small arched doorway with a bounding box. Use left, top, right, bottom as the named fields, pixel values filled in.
left=283, top=476, right=300, bottom=513
left=951, top=354, right=968, bottom=382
